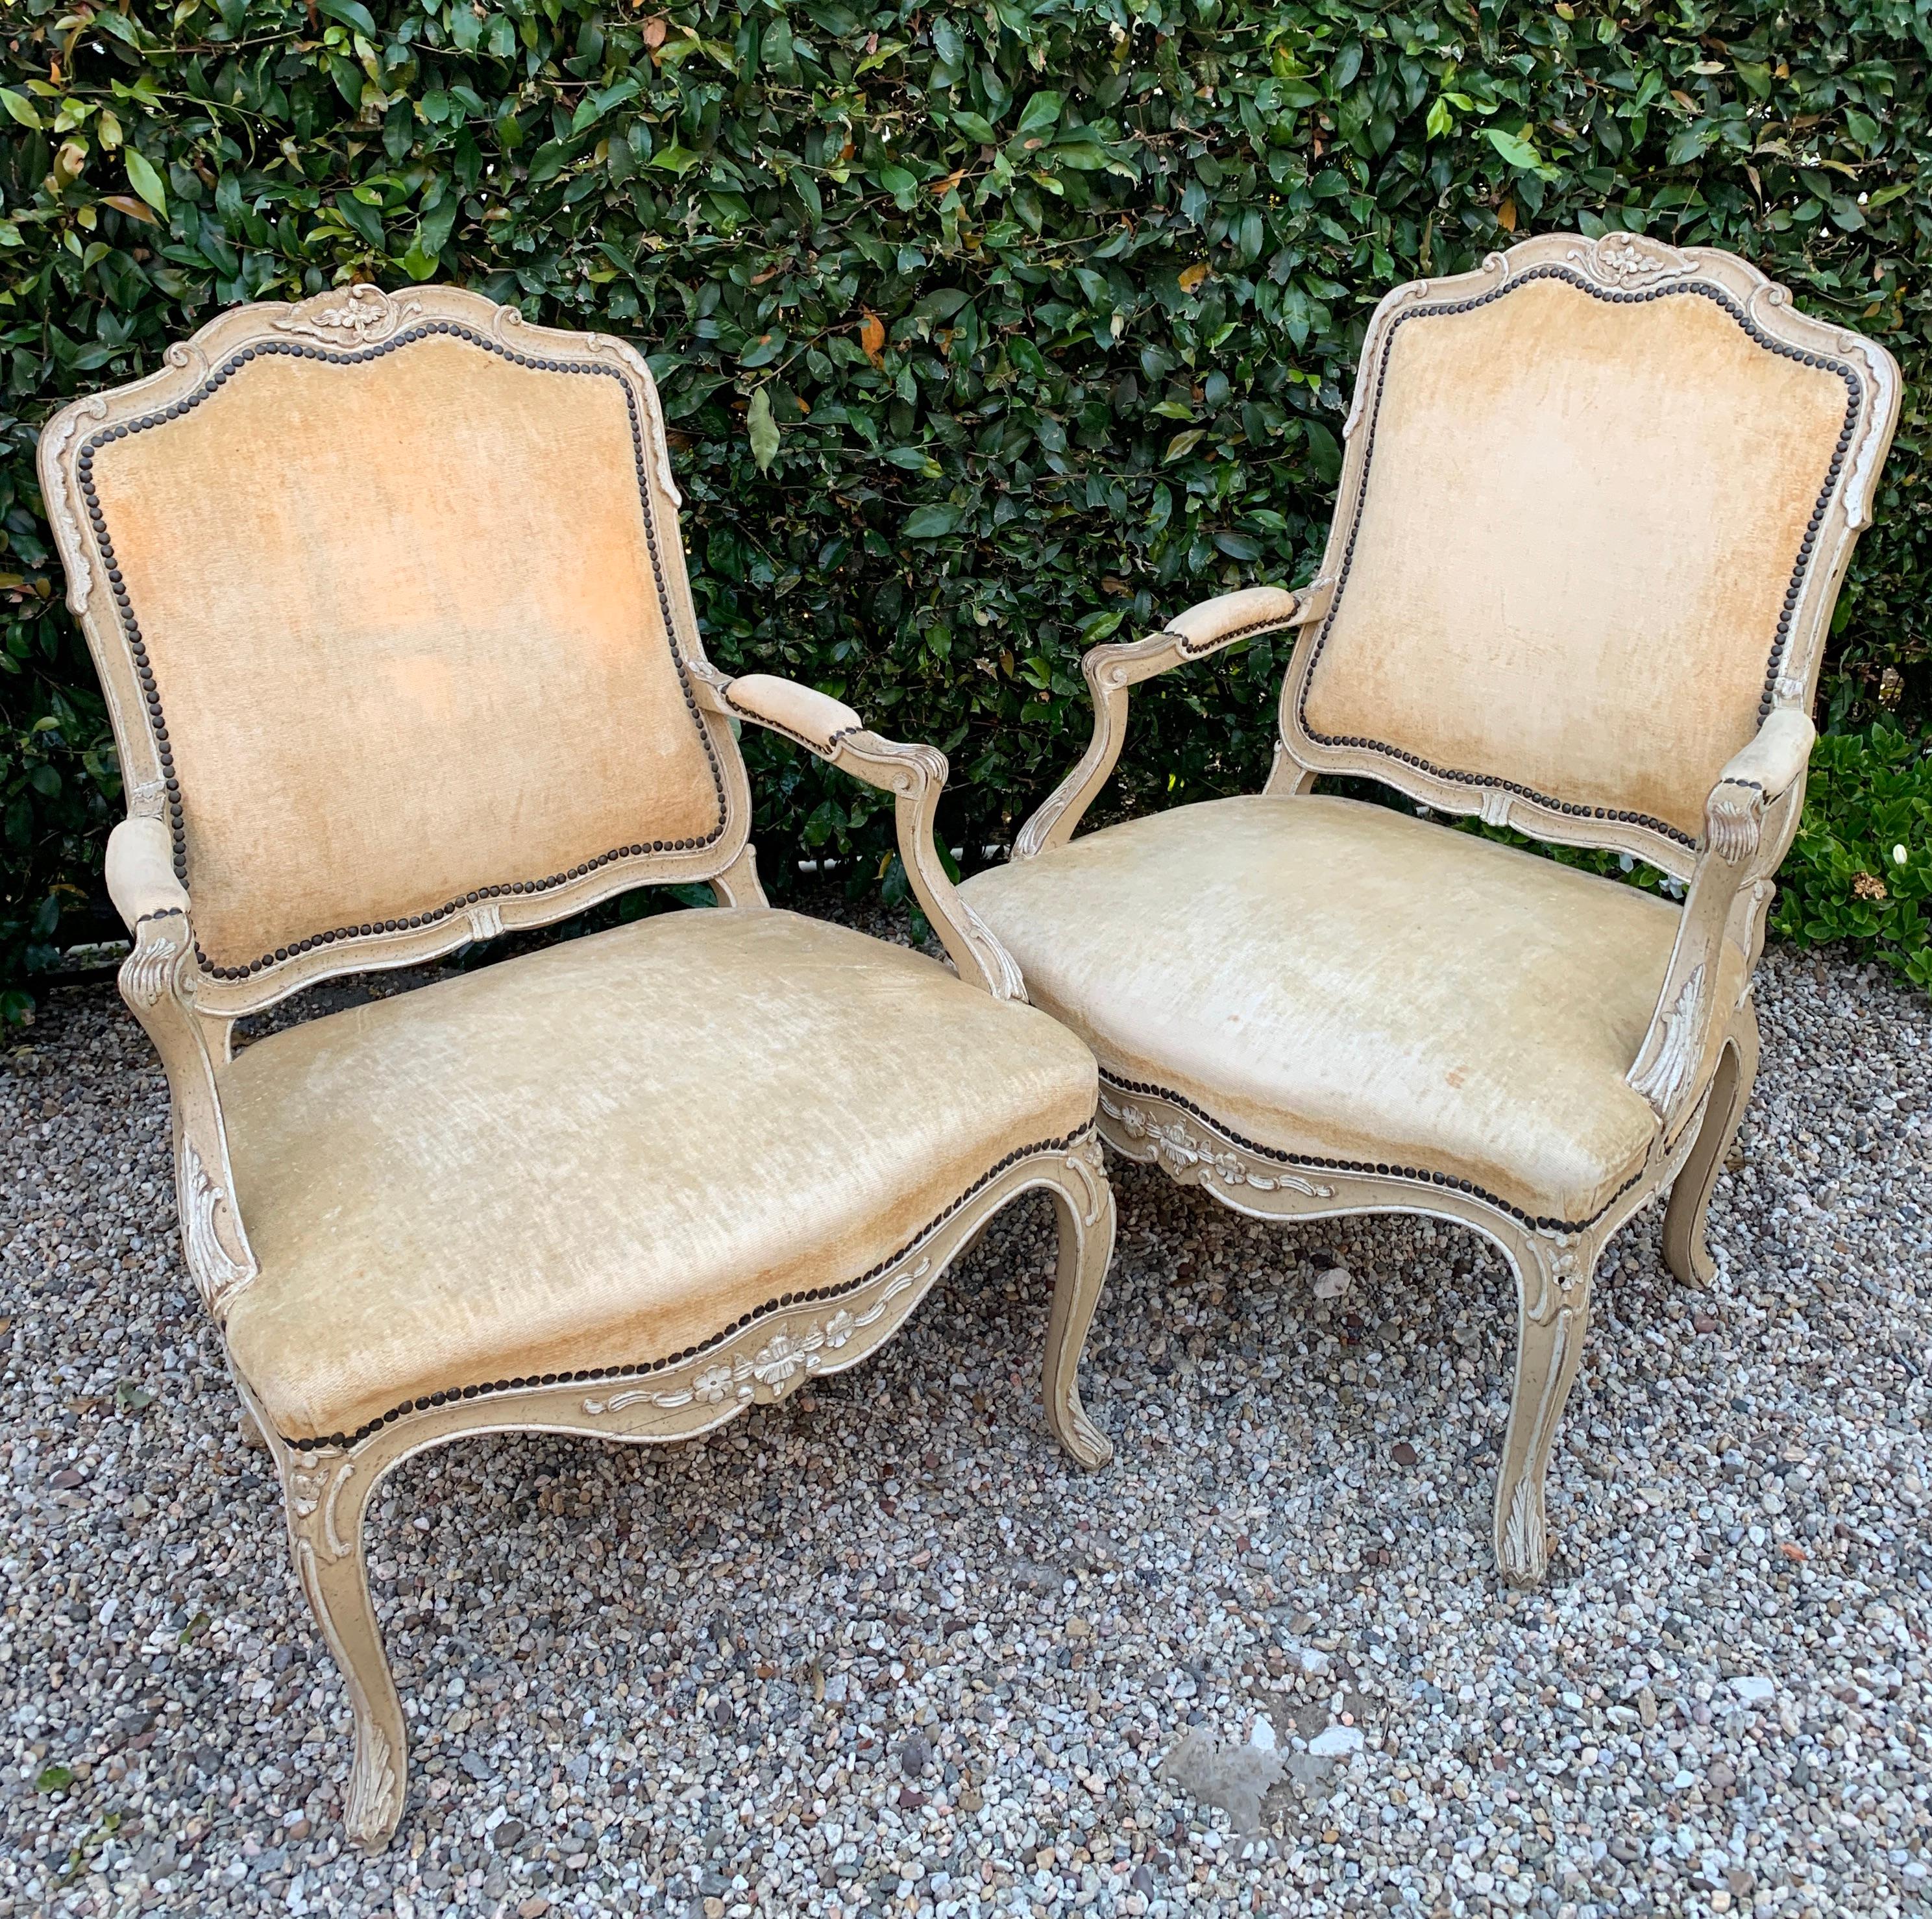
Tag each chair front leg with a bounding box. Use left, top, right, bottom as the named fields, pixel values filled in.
left=1662, top=1001, right=1761, bottom=1290
left=1491, top=1224, right=1605, bottom=1588
left=281, top=1441, right=408, bottom=1850
left=1042, top=1136, right=1118, bottom=1469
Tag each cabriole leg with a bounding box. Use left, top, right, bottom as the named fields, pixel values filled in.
left=1041, top=1138, right=1118, bottom=1469
left=1493, top=1227, right=1602, bottom=1588
left=1663, top=1003, right=1760, bottom=1290
left=284, top=1449, right=407, bottom=1850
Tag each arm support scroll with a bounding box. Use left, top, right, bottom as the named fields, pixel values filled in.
left=107, top=816, right=259, bottom=1321
left=1012, top=583, right=1325, bottom=860
left=1702, top=707, right=1815, bottom=865
left=1627, top=710, right=1816, bottom=1130
left=690, top=666, right=1025, bottom=1001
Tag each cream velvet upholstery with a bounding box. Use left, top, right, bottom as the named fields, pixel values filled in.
left=962, top=794, right=1700, bottom=1224
left=1303, top=276, right=1851, bottom=840
left=84, top=334, right=720, bottom=970
left=725, top=672, right=862, bottom=751
left=1166, top=585, right=1302, bottom=650
left=221, top=907, right=1096, bottom=1445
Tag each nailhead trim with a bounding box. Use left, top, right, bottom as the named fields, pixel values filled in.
left=77, top=320, right=729, bottom=980
left=1103, top=1072, right=1645, bottom=1235
left=723, top=683, right=859, bottom=758
left=278, top=1123, right=1095, bottom=1450
left=1299, top=267, right=1866, bottom=844
left=1170, top=611, right=1302, bottom=658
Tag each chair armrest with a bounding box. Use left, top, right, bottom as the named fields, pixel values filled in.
left=106, top=813, right=191, bottom=927
left=687, top=663, right=1024, bottom=1001
left=1163, top=583, right=1321, bottom=656
left=1704, top=708, right=1816, bottom=864
left=1627, top=709, right=1817, bottom=1127
left=716, top=672, right=863, bottom=757
left=106, top=818, right=259, bottom=1321
left=1013, top=581, right=1330, bottom=859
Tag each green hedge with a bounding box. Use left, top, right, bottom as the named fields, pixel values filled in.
left=1776, top=724, right=1932, bottom=991
left=4, top=0, right=1930, bottom=1018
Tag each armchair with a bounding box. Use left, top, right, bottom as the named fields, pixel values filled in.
left=959, top=232, right=1899, bottom=1586
left=41, top=285, right=1115, bottom=1848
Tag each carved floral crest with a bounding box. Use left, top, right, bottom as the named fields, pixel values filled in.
left=272, top=284, right=423, bottom=347
left=1563, top=231, right=1696, bottom=291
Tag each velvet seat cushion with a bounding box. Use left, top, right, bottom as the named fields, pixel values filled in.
left=219, top=909, right=1097, bottom=1444
left=959, top=795, right=1686, bottom=1228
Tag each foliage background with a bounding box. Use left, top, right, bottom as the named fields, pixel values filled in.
left=3, top=0, right=1930, bottom=1015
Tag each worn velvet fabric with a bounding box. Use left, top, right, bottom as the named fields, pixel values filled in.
left=1167, top=584, right=1301, bottom=648
left=726, top=674, right=862, bottom=750
left=85, top=335, right=721, bottom=968
left=1301, top=277, right=1851, bottom=839
left=220, top=908, right=1097, bottom=1441
left=959, top=795, right=1679, bottom=1223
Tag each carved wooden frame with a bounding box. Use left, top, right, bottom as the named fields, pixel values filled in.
left=1009, top=231, right=1898, bottom=1587
left=42, top=284, right=1118, bottom=1850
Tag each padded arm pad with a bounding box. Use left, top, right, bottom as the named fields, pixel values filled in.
left=1164, top=585, right=1305, bottom=655
left=1715, top=707, right=1816, bottom=802
left=724, top=674, right=863, bottom=753
left=106, top=814, right=191, bottom=929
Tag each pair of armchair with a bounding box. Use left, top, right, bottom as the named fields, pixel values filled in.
left=42, top=233, right=1896, bottom=1850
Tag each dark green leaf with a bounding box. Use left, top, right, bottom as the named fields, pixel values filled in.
left=902, top=504, right=962, bottom=539
left=317, top=0, right=378, bottom=38
left=747, top=387, right=779, bottom=472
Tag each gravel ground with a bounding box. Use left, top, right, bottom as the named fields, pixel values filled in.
left=2, top=927, right=1929, bottom=1919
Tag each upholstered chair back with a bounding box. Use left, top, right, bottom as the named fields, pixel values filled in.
left=1284, top=234, right=1895, bottom=869
left=42, top=286, right=745, bottom=1007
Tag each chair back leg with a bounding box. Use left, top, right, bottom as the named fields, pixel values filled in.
left=1662, top=1001, right=1761, bottom=1290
